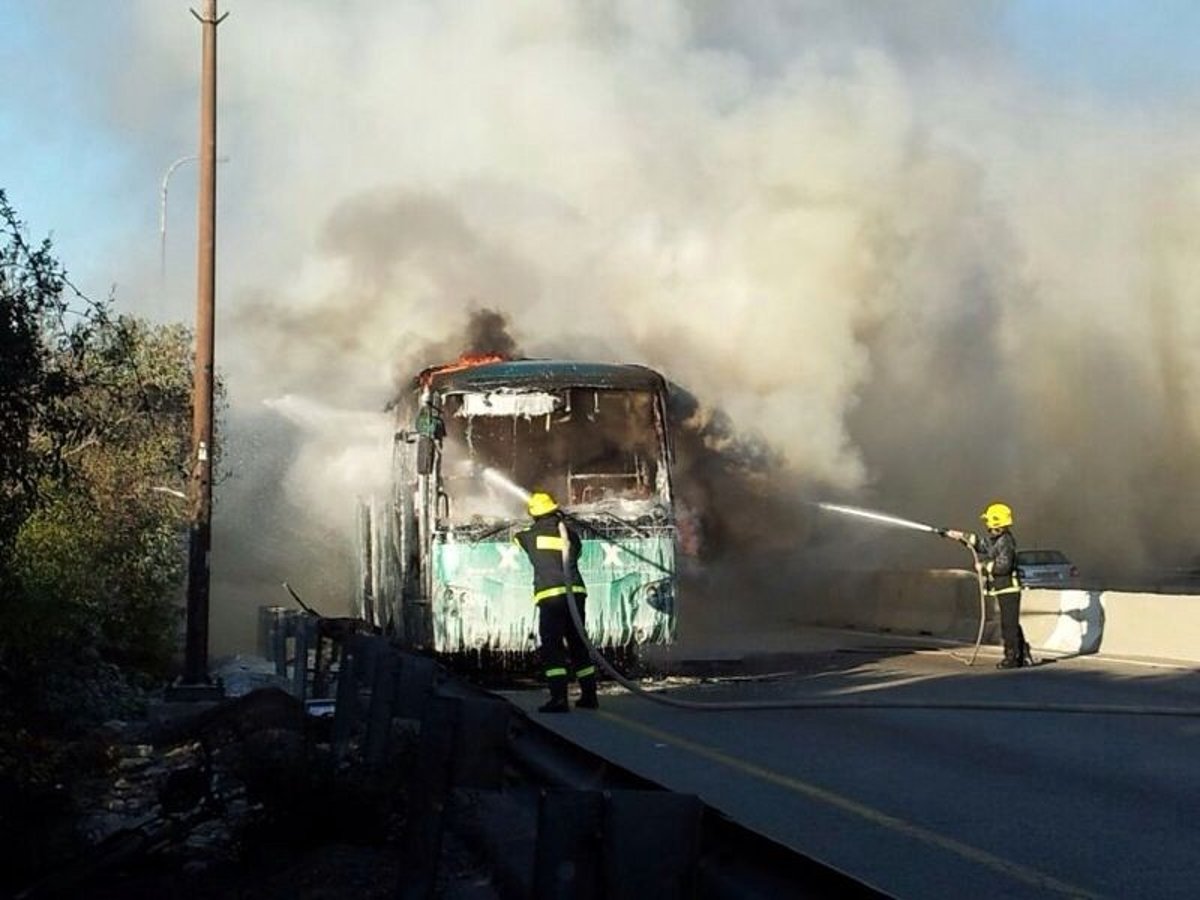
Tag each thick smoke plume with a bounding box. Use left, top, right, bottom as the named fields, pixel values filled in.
left=35, top=3, right=1200, bottom=644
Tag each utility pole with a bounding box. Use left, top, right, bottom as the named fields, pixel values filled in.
left=180, top=0, right=228, bottom=692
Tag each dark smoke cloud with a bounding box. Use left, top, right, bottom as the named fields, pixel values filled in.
left=402, top=307, right=520, bottom=385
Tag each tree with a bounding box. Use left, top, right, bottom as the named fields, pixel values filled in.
left=0, top=190, right=195, bottom=717
left=14, top=319, right=195, bottom=675
left=0, top=189, right=92, bottom=592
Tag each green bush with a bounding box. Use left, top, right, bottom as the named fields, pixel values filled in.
left=1, top=190, right=195, bottom=727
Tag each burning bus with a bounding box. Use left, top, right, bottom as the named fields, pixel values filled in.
left=357, top=356, right=677, bottom=658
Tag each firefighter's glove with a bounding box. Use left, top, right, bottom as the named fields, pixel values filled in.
left=942, top=528, right=976, bottom=548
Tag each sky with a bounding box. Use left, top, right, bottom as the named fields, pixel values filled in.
left=3, top=1, right=1200, bottom=646
left=1, top=0, right=1197, bottom=317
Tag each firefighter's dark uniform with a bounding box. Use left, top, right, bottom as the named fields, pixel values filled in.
left=514, top=511, right=598, bottom=711
left=977, top=527, right=1030, bottom=668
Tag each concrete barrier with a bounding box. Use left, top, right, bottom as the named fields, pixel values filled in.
left=1087, top=591, right=1200, bottom=664
left=1019, top=589, right=1103, bottom=657
left=876, top=570, right=981, bottom=639
left=796, top=572, right=1200, bottom=665
left=1021, top=589, right=1200, bottom=664
left=797, top=569, right=984, bottom=642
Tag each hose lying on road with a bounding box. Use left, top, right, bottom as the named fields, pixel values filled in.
left=560, top=572, right=1200, bottom=718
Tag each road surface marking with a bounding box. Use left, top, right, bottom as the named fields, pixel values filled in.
left=825, top=673, right=949, bottom=695
left=597, top=709, right=1104, bottom=900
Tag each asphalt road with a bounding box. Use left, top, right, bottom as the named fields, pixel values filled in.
left=503, top=634, right=1200, bottom=900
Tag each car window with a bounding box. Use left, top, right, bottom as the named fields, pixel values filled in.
left=1018, top=550, right=1069, bottom=565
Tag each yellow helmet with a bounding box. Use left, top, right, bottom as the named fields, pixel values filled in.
left=981, top=502, right=1013, bottom=529
left=527, top=491, right=559, bottom=518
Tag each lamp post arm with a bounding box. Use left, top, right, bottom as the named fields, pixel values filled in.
left=160, top=154, right=229, bottom=288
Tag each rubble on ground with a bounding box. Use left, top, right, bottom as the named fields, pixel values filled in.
left=16, top=683, right=496, bottom=899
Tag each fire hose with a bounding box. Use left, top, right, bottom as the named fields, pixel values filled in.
left=938, top=532, right=988, bottom=668
left=559, top=581, right=1200, bottom=717
left=554, top=508, right=1200, bottom=718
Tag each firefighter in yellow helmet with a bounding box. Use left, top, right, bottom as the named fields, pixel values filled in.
left=944, top=502, right=1032, bottom=669
left=514, top=491, right=598, bottom=712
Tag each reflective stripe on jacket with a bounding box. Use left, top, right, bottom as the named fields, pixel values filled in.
left=979, top=528, right=1022, bottom=596
left=514, top=512, right=586, bottom=603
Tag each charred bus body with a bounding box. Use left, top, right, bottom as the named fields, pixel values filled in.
left=358, top=358, right=677, bottom=660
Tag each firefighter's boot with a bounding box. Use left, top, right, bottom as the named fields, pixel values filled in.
left=996, top=646, right=1023, bottom=669
left=539, top=676, right=570, bottom=714
left=576, top=672, right=599, bottom=710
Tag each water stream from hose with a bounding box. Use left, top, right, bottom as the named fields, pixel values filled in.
left=816, top=502, right=938, bottom=533
left=479, top=466, right=532, bottom=504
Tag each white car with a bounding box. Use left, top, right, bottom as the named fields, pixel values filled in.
left=1017, top=549, right=1079, bottom=588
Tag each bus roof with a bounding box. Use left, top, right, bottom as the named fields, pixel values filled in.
left=422, top=359, right=668, bottom=394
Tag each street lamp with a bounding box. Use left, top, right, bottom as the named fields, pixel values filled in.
left=160, top=153, right=228, bottom=290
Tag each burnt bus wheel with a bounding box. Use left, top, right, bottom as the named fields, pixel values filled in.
left=602, top=643, right=642, bottom=678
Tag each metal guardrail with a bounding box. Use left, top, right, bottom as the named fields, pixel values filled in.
left=254, top=609, right=890, bottom=899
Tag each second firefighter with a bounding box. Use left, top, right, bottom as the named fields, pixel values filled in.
left=944, top=501, right=1032, bottom=669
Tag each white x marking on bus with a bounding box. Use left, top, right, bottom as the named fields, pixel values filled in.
left=497, top=544, right=520, bottom=570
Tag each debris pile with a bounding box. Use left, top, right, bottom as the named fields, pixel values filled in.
left=17, top=686, right=415, bottom=899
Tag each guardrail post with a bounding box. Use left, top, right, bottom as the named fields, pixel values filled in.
left=450, top=696, right=510, bottom=790
left=256, top=605, right=283, bottom=658
left=532, top=789, right=701, bottom=900
left=332, top=634, right=373, bottom=756
left=398, top=695, right=461, bottom=900
left=534, top=791, right=604, bottom=900
left=396, top=652, right=435, bottom=722
left=364, top=648, right=401, bottom=767
left=291, top=614, right=310, bottom=701
left=272, top=610, right=289, bottom=677
left=311, top=621, right=329, bottom=698
left=602, top=791, right=702, bottom=900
